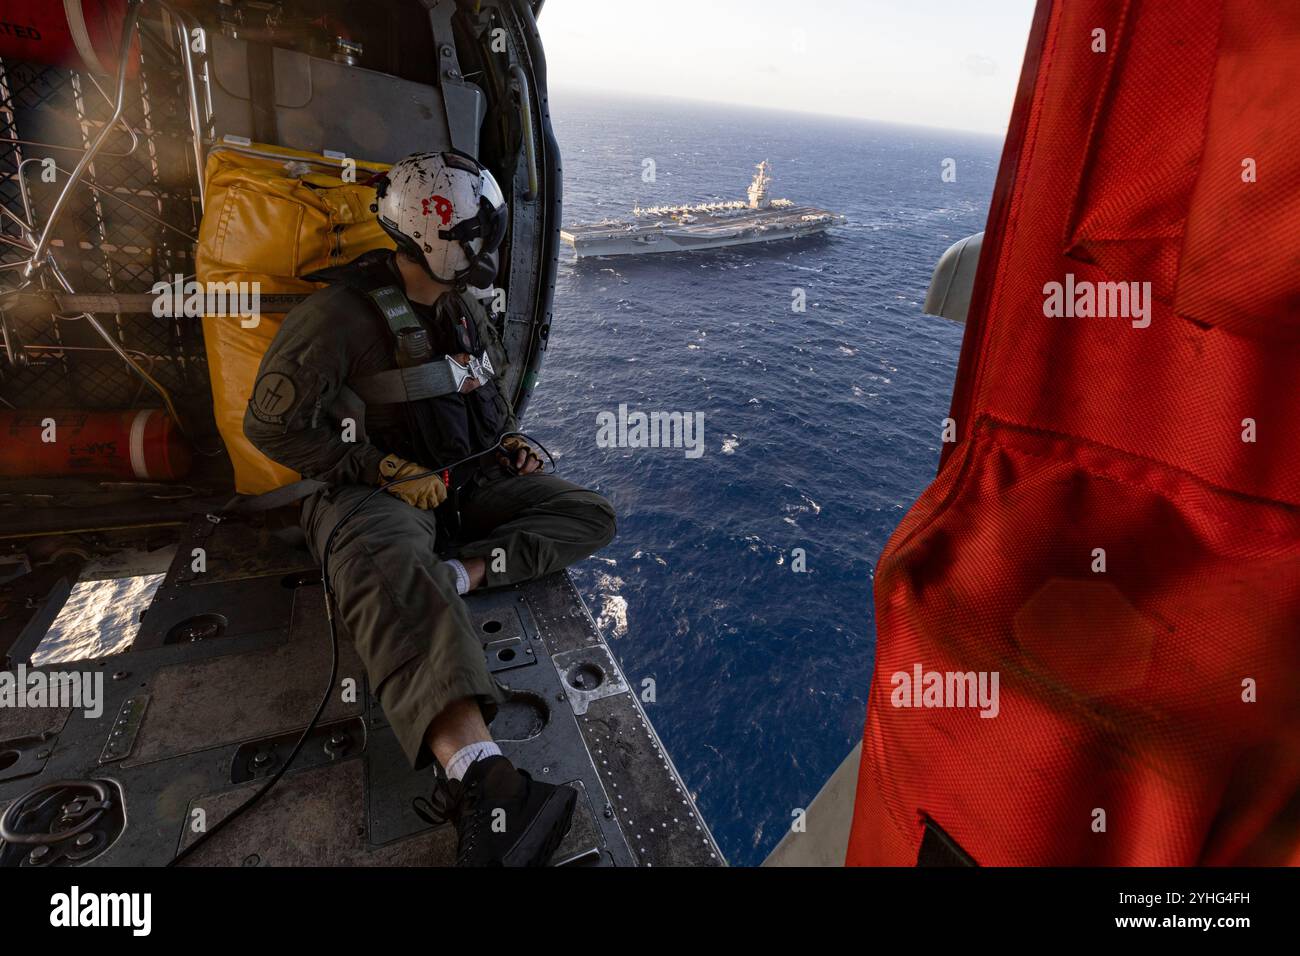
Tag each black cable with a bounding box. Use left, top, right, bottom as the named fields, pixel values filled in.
left=167, top=431, right=554, bottom=866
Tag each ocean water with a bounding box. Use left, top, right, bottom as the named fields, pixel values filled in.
left=533, top=91, right=1001, bottom=865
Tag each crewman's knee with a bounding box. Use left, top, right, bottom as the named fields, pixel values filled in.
left=573, top=490, right=617, bottom=549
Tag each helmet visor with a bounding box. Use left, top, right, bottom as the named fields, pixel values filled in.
left=439, top=167, right=508, bottom=256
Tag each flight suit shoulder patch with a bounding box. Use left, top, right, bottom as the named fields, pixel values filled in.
left=249, top=370, right=300, bottom=426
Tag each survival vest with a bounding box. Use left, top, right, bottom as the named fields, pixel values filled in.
left=302, top=249, right=513, bottom=493
left=848, top=0, right=1300, bottom=866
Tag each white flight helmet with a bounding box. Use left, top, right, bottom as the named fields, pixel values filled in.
left=372, top=150, right=508, bottom=288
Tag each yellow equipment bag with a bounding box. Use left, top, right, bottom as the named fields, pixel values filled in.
left=196, top=143, right=393, bottom=494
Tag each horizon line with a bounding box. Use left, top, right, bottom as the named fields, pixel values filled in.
left=547, top=84, right=1010, bottom=140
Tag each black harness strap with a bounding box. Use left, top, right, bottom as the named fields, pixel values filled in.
left=222, top=478, right=327, bottom=513
left=246, top=41, right=279, bottom=145
left=348, top=285, right=498, bottom=404
left=182, top=478, right=327, bottom=519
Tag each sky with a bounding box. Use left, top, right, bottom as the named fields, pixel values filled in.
left=537, top=0, right=1038, bottom=135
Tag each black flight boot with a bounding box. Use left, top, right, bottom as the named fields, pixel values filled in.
left=414, top=755, right=577, bottom=867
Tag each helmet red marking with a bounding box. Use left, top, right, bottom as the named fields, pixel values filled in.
left=421, top=194, right=454, bottom=225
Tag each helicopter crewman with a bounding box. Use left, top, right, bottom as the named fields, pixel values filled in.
left=244, top=151, right=616, bottom=866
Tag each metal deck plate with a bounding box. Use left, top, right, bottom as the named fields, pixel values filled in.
left=0, top=515, right=723, bottom=866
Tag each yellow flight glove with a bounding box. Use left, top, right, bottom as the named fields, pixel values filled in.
left=377, top=453, right=448, bottom=510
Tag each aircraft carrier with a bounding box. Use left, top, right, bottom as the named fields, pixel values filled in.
left=562, top=161, right=842, bottom=257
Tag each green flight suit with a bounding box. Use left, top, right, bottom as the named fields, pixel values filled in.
left=244, top=253, right=616, bottom=767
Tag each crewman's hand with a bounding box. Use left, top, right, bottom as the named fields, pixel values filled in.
left=498, top=435, right=543, bottom=475
left=377, top=453, right=448, bottom=509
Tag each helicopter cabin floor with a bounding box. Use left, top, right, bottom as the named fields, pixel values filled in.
left=0, top=508, right=723, bottom=867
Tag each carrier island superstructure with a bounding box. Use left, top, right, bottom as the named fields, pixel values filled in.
left=562, top=161, right=842, bottom=257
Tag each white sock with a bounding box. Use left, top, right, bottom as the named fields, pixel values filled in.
left=446, top=741, right=502, bottom=782
left=446, top=558, right=470, bottom=596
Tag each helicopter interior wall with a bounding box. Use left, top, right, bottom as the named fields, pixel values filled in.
left=0, top=0, right=556, bottom=640
left=207, top=32, right=470, bottom=164
left=0, top=0, right=548, bottom=465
